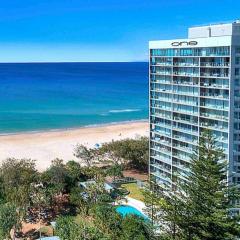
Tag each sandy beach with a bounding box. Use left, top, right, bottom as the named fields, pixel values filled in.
left=0, top=121, right=148, bottom=171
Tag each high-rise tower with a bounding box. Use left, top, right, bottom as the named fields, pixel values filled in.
left=149, top=21, right=240, bottom=213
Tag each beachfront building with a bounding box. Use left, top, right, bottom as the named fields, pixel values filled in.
left=149, top=21, right=240, bottom=213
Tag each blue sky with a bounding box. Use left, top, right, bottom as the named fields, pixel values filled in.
left=0, top=0, right=239, bottom=62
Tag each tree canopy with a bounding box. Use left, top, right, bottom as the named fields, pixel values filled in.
left=100, top=137, right=149, bottom=171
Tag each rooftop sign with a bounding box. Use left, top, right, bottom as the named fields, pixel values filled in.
left=171, top=41, right=198, bottom=47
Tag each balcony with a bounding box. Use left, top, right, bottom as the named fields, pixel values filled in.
left=151, top=163, right=171, bottom=174
left=201, top=72, right=229, bottom=78
left=154, top=71, right=172, bottom=76
left=172, top=91, right=199, bottom=97
left=173, top=109, right=199, bottom=116
left=173, top=81, right=199, bottom=86
left=172, top=162, right=189, bottom=171
left=173, top=72, right=199, bottom=77
left=200, top=93, right=229, bottom=100
left=151, top=155, right=171, bottom=164
left=152, top=88, right=172, bottom=93
left=172, top=144, right=194, bottom=153
left=200, top=112, right=228, bottom=122
left=151, top=103, right=172, bottom=111
left=173, top=62, right=199, bottom=67
left=172, top=126, right=198, bottom=135
left=172, top=152, right=191, bottom=162
left=200, top=83, right=229, bottom=89
left=151, top=80, right=172, bottom=84
left=152, top=146, right=171, bottom=155
left=151, top=113, right=172, bottom=120
left=200, top=122, right=228, bottom=132
left=172, top=134, right=198, bottom=145
left=153, top=129, right=171, bottom=138
left=173, top=117, right=198, bottom=126
left=200, top=104, right=229, bottom=111
left=153, top=62, right=172, bottom=66
left=151, top=171, right=171, bottom=182
left=200, top=62, right=230, bottom=67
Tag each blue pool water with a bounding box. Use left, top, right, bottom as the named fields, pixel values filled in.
left=0, top=62, right=148, bottom=134
left=116, top=205, right=148, bottom=219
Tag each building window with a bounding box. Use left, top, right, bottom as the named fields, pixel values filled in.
left=236, top=47, right=240, bottom=54
left=236, top=57, right=240, bottom=65
left=236, top=68, right=240, bottom=76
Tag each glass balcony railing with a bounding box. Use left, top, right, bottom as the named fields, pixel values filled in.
left=173, top=99, right=198, bottom=106
left=153, top=62, right=172, bottom=66
left=172, top=163, right=189, bottom=172
left=173, top=117, right=198, bottom=125
left=200, top=122, right=228, bottom=131
left=201, top=72, right=229, bottom=78
left=151, top=171, right=171, bottom=182
left=153, top=129, right=171, bottom=137
left=152, top=142, right=171, bottom=150
left=151, top=104, right=171, bottom=110
left=151, top=163, right=171, bottom=173
left=200, top=104, right=229, bottom=111
left=151, top=139, right=171, bottom=146
left=173, top=72, right=199, bottom=77
left=172, top=144, right=194, bottom=153
left=152, top=113, right=172, bottom=120
left=155, top=71, right=172, bottom=75
left=154, top=119, right=171, bottom=126
left=152, top=88, right=172, bottom=93
left=151, top=80, right=172, bottom=84
left=173, top=109, right=199, bottom=116
left=200, top=112, right=228, bottom=121
left=200, top=62, right=230, bottom=67
left=173, top=62, right=199, bottom=67
left=173, top=90, right=199, bottom=96
left=172, top=152, right=191, bottom=161
left=150, top=96, right=172, bottom=102
left=201, top=83, right=229, bottom=89
left=173, top=81, right=199, bottom=86
left=172, top=134, right=198, bottom=145
left=152, top=155, right=172, bottom=166
left=200, top=93, right=229, bottom=99
left=172, top=126, right=198, bottom=135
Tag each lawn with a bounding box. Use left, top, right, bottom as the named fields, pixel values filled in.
left=38, top=225, right=54, bottom=237
left=120, top=182, right=144, bottom=201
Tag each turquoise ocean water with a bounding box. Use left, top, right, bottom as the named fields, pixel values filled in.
left=0, top=62, right=148, bottom=134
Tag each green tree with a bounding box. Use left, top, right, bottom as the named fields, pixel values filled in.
left=91, top=204, right=122, bottom=239
left=120, top=215, right=155, bottom=240
left=106, top=164, right=123, bottom=181
left=0, top=158, right=38, bottom=208
left=73, top=144, right=98, bottom=167
left=0, top=203, right=18, bottom=239
left=65, top=160, right=84, bottom=190
left=55, top=216, right=80, bottom=240
left=41, top=158, right=68, bottom=195
left=30, top=184, right=51, bottom=239
left=69, top=186, right=88, bottom=213
left=56, top=216, right=109, bottom=240
left=0, top=177, right=6, bottom=204
left=100, top=137, right=149, bottom=171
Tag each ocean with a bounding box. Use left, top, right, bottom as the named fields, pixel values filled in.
left=0, top=62, right=148, bottom=134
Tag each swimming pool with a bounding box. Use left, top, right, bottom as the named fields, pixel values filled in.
left=116, top=205, right=148, bottom=219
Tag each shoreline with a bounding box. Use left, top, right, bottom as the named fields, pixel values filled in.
left=0, top=121, right=149, bottom=171
left=0, top=119, right=148, bottom=137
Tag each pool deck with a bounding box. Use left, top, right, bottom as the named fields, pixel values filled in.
left=117, top=196, right=147, bottom=217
